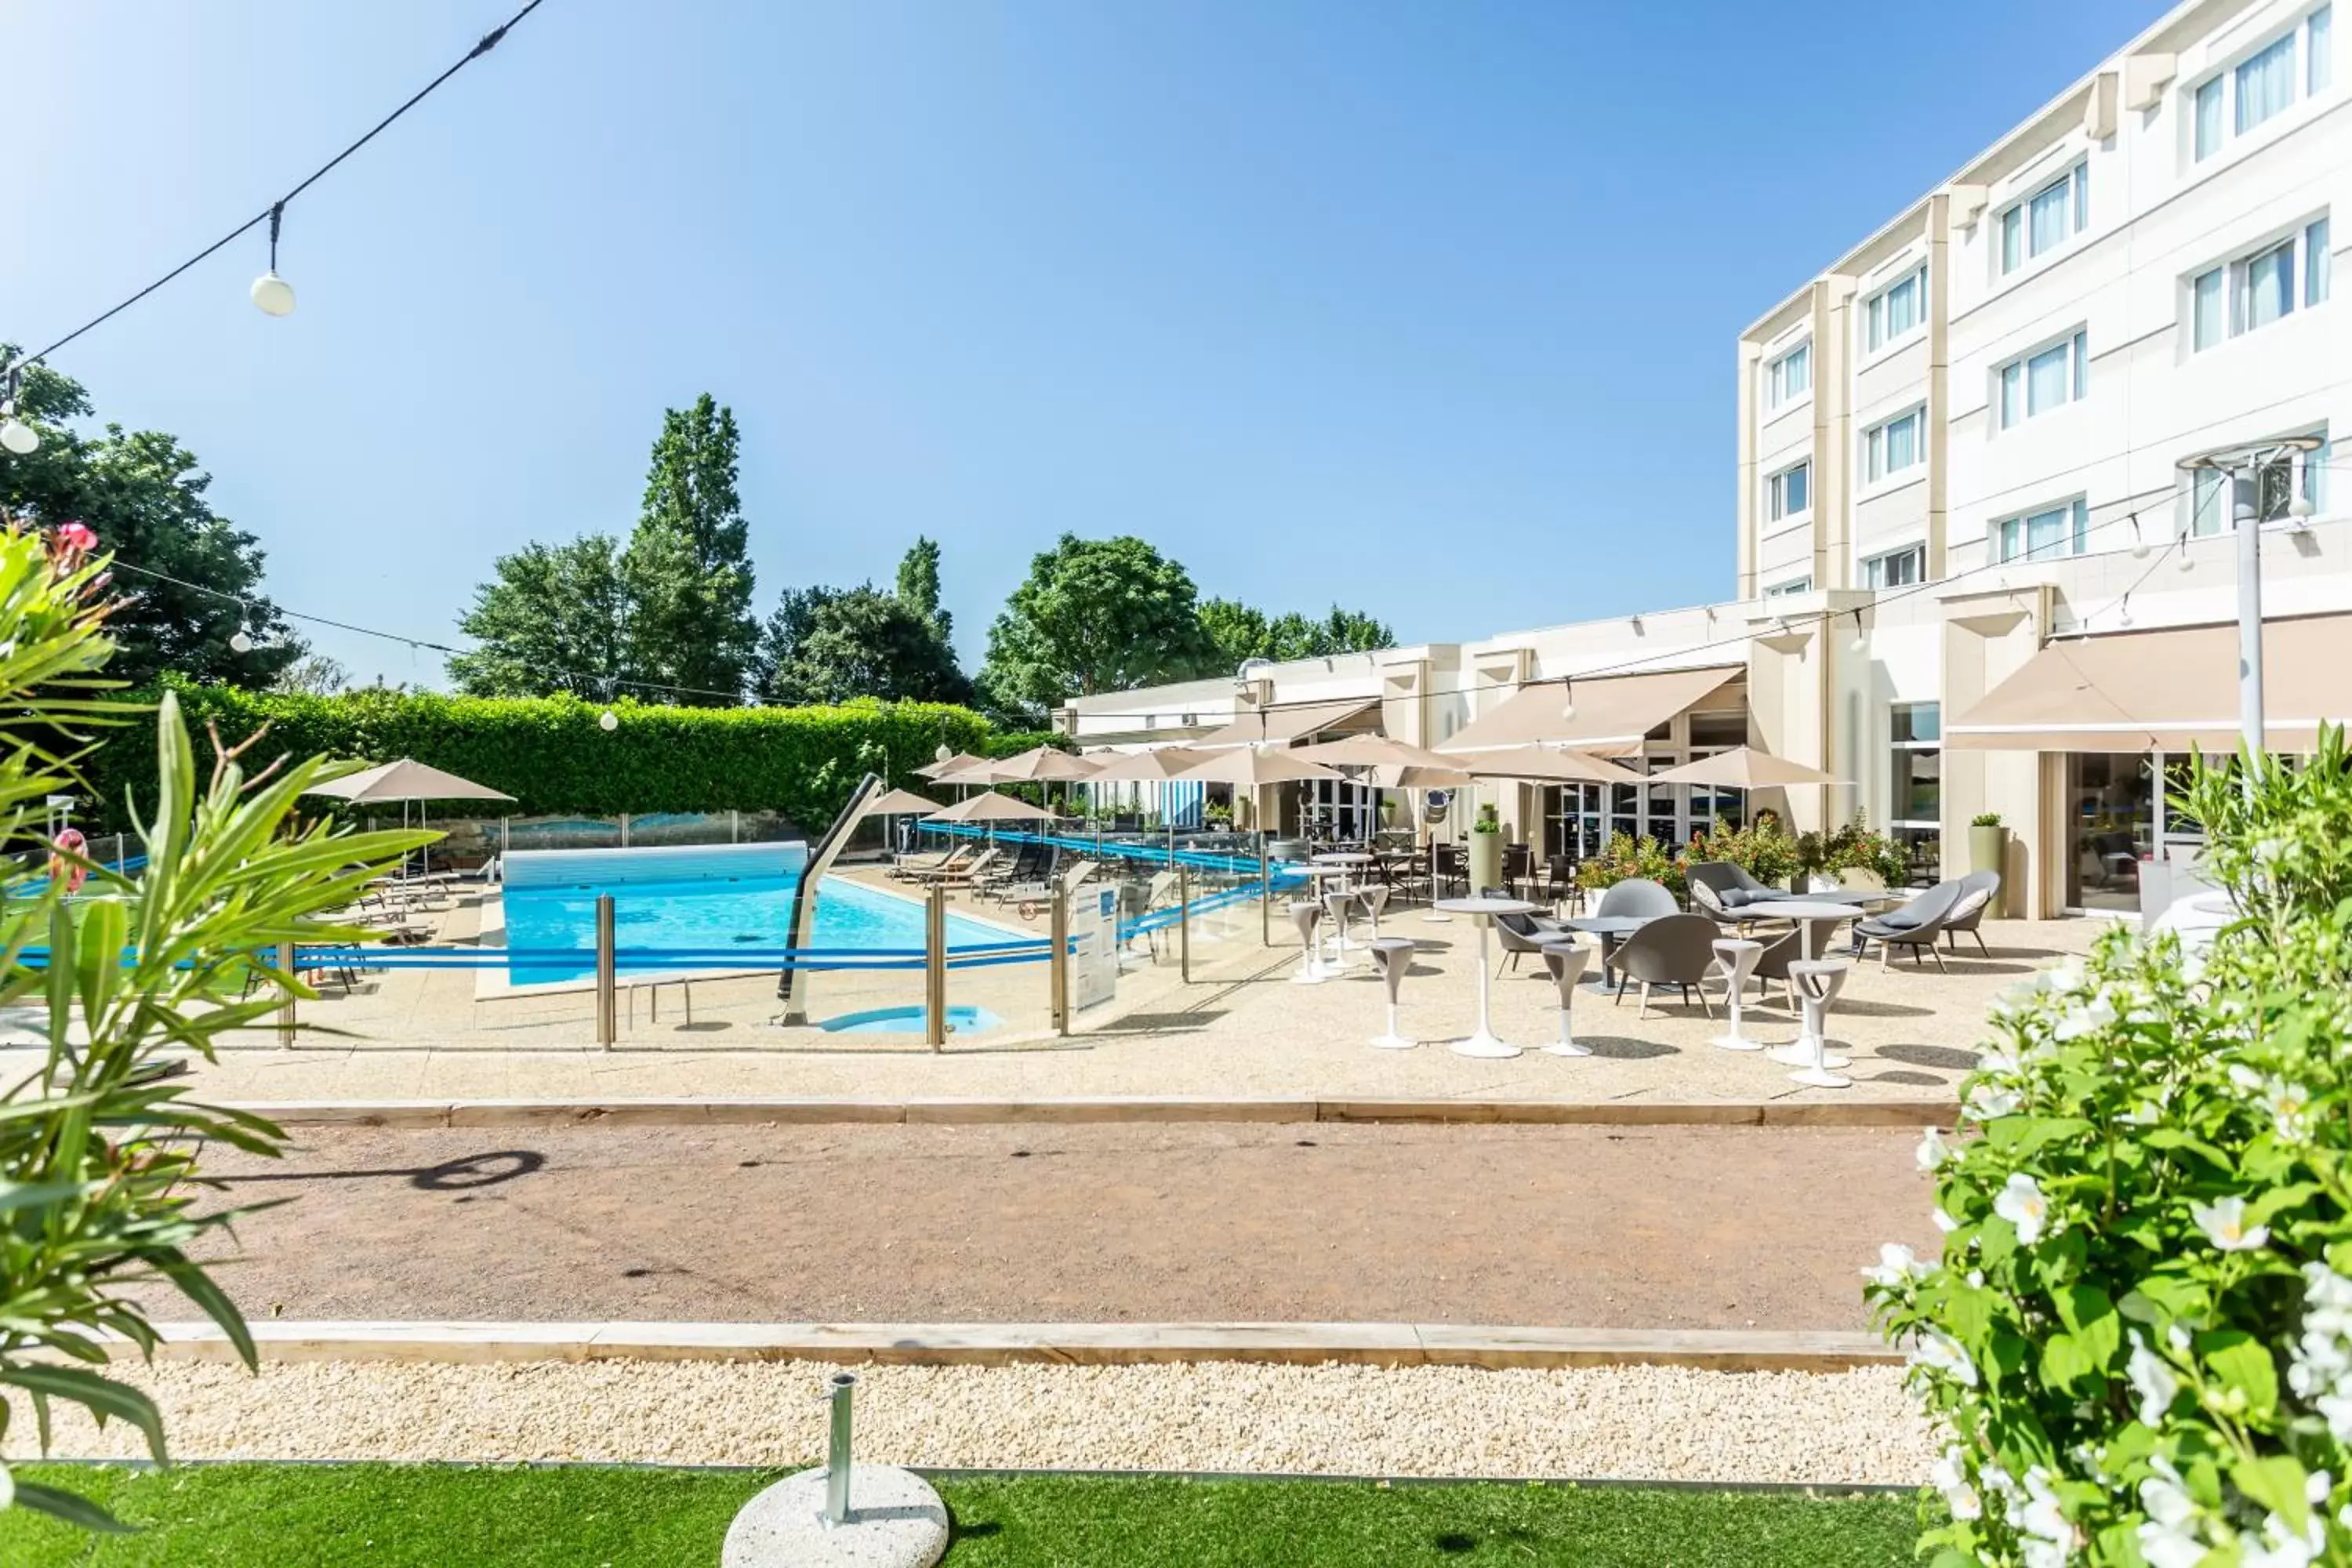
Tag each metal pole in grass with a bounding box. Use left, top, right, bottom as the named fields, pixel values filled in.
left=924, top=882, right=948, bottom=1051
left=823, top=1371, right=857, bottom=1526
left=595, top=894, right=617, bottom=1048
left=275, top=942, right=296, bottom=1047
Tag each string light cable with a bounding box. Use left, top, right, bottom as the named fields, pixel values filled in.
left=0, top=0, right=550, bottom=382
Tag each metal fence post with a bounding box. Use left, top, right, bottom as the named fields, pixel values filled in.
left=823, top=1371, right=856, bottom=1526
left=595, top=894, right=617, bottom=1048
left=619, top=812, right=630, bottom=849
left=1177, top=864, right=1191, bottom=982
left=924, top=882, right=948, bottom=1051
left=1049, top=880, right=1070, bottom=1036
left=275, top=942, right=297, bottom=1047
left=1259, top=829, right=1272, bottom=947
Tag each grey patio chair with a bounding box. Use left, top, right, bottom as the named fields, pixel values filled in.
left=1749, top=926, right=1806, bottom=1009
left=1941, top=869, right=2001, bottom=957
left=1478, top=884, right=1569, bottom=974
left=1605, top=912, right=1721, bottom=1020
left=1852, top=878, right=1968, bottom=971
left=1684, top=861, right=1779, bottom=925
left=1593, top=877, right=1679, bottom=920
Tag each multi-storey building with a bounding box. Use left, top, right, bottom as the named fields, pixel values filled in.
left=1067, top=0, right=2350, bottom=922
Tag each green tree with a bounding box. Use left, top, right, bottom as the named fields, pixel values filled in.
left=621, top=394, right=757, bottom=704
left=1199, top=597, right=1394, bottom=666
left=894, top=535, right=950, bottom=642
left=755, top=584, right=972, bottom=708
left=447, top=534, right=632, bottom=698
left=0, top=356, right=297, bottom=688
left=978, top=534, right=1220, bottom=720
left=0, top=518, right=424, bottom=1530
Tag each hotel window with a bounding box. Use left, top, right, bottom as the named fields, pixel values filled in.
left=1765, top=576, right=1812, bottom=597
left=1998, top=162, right=2089, bottom=275
left=1864, top=264, right=1927, bottom=353
left=2195, top=75, right=2226, bottom=158
left=2238, top=31, right=2298, bottom=132
left=2316, top=5, right=2335, bottom=92
left=2193, top=11, right=2332, bottom=161
left=1862, top=544, right=1925, bottom=588
left=1766, top=460, right=1810, bottom=522
left=1996, top=329, right=2088, bottom=428
left=1994, top=497, right=2089, bottom=562
left=1863, top=407, right=1925, bottom=484
left=2190, top=216, right=2331, bottom=351
left=1766, top=341, right=1811, bottom=408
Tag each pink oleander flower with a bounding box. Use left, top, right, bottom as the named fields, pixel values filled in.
left=52, top=521, right=97, bottom=561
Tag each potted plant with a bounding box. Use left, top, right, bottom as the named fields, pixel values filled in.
left=1969, top=811, right=2007, bottom=880
left=1468, top=800, right=1504, bottom=892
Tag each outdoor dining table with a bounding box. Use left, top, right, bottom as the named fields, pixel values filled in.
left=1738, top=898, right=1863, bottom=962
left=1432, top=895, right=1542, bottom=1059
left=1556, top=913, right=1657, bottom=991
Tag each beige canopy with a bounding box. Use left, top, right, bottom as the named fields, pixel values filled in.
left=1172, top=747, right=1344, bottom=787
left=1369, top=763, right=1471, bottom=789
left=1452, top=747, right=1642, bottom=783
left=925, top=790, right=1062, bottom=824
left=1947, top=614, right=2350, bottom=753
left=1190, top=699, right=1378, bottom=750
left=303, top=757, right=516, bottom=805
left=862, top=786, right=945, bottom=815
left=1647, top=746, right=1840, bottom=787
left=937, top=746, right=1100, bottom=785
left=1439, top=666, right=1742, bottom=757
left=1081, top=747, right=1207, bottom=782
left=1294, top=735, right=1462, bottom=770
left=913, top=751, right=992, bottom=781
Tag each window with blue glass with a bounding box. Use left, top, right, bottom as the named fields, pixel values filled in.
left=1998, top=162, right=2089, bottom=277
left=1994, top=498, right=2090, bottom=563
left=1996, top=329, right=2087, bottom=429
left=2189, top=213, right=2330, bottom=352
left=1864, top=265, right=1927, bottom=352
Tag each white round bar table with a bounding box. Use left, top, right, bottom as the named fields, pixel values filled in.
left=1743, top=901, right=1860, bottom=1069
left=1312, top=854, right=1376, bottom=948
left=1433, top=895, right=1541, bottom=1058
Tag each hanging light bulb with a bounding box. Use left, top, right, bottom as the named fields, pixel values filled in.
left=250, top=202, right=296, bottom=317
left=2177, top=538, right=2196, bottom=572
left=935, top=742, right=953, bottom=764
left=0, top=371, right=36, bottom=456
left=2117, top=594, right=2134, bottom=629
left=228, top=630, right=255, bottom=654
left=2128, top=513, right=2150, bottom=560
left=1559, top=680, right=1576, bottom=723
left=1848, top=610, right=1867, bottom=655
left=599, top=710, right=619, bottom=732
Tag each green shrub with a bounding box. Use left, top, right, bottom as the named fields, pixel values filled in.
left=1795, top=812, right=1909, bottom=888
left=1867, top=726, right=2352, bottom=1566
left=72, top=684, right=1022, bottom=831
left=1576, top=831, right=1686, bottom=899
left=1682, top=820, right=1800, bottom=890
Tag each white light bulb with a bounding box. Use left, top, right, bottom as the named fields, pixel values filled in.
left=2130, top=531, right=2151, bottom=560
left=599, top=710, right=619, bottom=732
left=1559, top=699, right=1577, bottom=722
left=228, top=630, right=255, bottom=654
left=1849, top=633, right=1867, bottom=655
left=250, top=270, right=296, bottom=318
left=0, top=417, right=36, bottom=456
left=935, top=742, right=953, bottom=764
left=2177, top=546, right=2195, bottom=572
left=2118, top=601, right=2134, bottom=628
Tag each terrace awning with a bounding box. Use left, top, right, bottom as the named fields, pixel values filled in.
left=1190, top=698, right=1378, bottom=749
left=1945, top=614, right=2352, bottom=753
left=1438, top=666, right=1742, bottom=757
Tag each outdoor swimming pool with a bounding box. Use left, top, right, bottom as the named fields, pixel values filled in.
left=496, top=842, right=1015, bottom=985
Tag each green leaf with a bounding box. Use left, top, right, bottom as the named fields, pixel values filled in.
left=1986, top=1116, right=2095, bottom=1155
left=10, top=1479, right=134, bottom=1533
left=2199, top=1330, right=2280, bottom=1420
left=154, top=1251, right=258, bottom=1370
left=2122, top=1274, right=2209, bottom=1326
left=2234, top=1454, right=2310, bottom=1532
left=0, top=1364, right=166, bottom=1461
left=2040, top=1330, right=2101, bottom=1392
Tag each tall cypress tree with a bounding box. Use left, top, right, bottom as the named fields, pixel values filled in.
left=621, top=394, right=757, bottom=704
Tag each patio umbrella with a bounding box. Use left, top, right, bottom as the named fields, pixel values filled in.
left=937, top=746, right=1100, bottom=785
left=1080, top=747, right=1207, bottom=782
left=1646, top=746, right=1844, bottom=788
left=1369, top=763, right=1470, bottom=790
left=1294, top=735, right=1462, bottom=771
left=914, top=751, right=991, bottom=781
left=924, top=790, right=1062, bottom=824
left=1453, top=747, right=1642, bottom=784
left=304, top=757, right=516, bottom=880
left=1171, top=747, right=1343, bottom=787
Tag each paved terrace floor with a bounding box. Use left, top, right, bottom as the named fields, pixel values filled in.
left=28, top=870, right=2097, bottom=1105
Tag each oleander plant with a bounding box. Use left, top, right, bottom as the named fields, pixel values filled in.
left=1867, top=725, right=2352, bottom=1567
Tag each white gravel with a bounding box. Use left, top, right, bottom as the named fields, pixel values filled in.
left=12, top=1359, right=1935, bottom=1485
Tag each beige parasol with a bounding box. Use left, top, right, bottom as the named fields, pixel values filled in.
left=1646, top=746, right=1842, bottom=788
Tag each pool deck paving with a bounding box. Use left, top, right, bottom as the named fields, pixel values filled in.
left=64, top=878, right=2091, bottom=1108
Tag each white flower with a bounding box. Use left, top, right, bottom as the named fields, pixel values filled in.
left=2306, top=1263, right=2352, bottom=1311
left=1967, top=1083, right=2022, bottom=1121
left=2228, top=1062, right=2266, bottom=1093
left=2263, top=1077, right=2316, bottom=1142
left=2136, top=1520, right=2208, bottom=1568
left=2140, top=1462, right=2197, bottom=1527
left=1967, top=1269, right=1986, bottom=1287
left=2125, top=1331, right=2180, bottom=1426
left=2241, top=1511, right=2325, bottom=1568
left=2189, top=1195, right=2270, bottom=1252
left=2017, top=1468, right=2074, bottom=1563
left=1861, top=1242, right=1926, bottom=1287
left=2318, top=1392, right=2352, bottom=1444
left=2121, top=1102, right=2160, bottom=1125
left=2053, top=996, right=2118, bottom=1040
left=1908, top=1328, right=1979, bottom=1388
left=1994, top=1171, right=2051, bottom=1245
left=1931, top=1206, right=1959, bottom=1234
left=2045, top=960, right=2088, bottom=996
left=1980, top=1043, right=2026, bottom=1076
left=1916, top=1127, right=1949, bottom=1171
left=1947, top=1483, right=1981, bottom=1520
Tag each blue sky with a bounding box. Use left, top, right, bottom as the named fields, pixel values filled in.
left=6, top=0, right=2162, bottom=688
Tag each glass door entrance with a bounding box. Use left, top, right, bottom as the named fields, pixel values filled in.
left=2064, top=753, right=2156, bottom=913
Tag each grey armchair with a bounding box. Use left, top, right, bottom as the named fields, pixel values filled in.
left=1852, top=879, right=1967, bottom=971
left=1605, top=912, right=1722, bottom=1019
left=1685, top=861, right=1781, bottom=925
left=1480, top=884, right=1568, bottom=973
left=1942, top=869, right=2001, bottom=957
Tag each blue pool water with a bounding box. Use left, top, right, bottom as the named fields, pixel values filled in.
left=499, top=843, right=1016, bottom=984
left=822, top=1004, right=1004, bottom=1036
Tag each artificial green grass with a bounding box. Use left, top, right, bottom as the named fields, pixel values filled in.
left=0, top=1463, right=1926, bottom=1566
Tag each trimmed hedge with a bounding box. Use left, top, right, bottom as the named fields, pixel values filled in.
left=74, top=684, right=1047, bottom=833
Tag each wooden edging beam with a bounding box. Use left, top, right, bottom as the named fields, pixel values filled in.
left=146, top=1319, right=1898, bottom=1374
left=235, top=1097, right=1953, bottom=1130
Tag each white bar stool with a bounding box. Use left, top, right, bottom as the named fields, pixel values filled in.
left=1778, top=957, right=1854, bottom=1088
left=1367, top=936, right=1418, bottom=1048
left=1538, top=941, right=1592, bottom=1057
left=1359, top=883, right=1392, bottom=941
left=1288, top=900, right=1326, bottom=985
left=1320, top=887, right=1357, bottom=967
left=1708, top=937, right=1764, bottom=1052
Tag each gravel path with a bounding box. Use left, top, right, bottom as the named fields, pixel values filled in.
left=17, top=1359, right=1936, bottom=1485
left=176, top=1123, right=1934, bottom=1330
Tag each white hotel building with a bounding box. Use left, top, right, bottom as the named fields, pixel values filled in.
left=1063, top=0, right=2351, bottom=922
